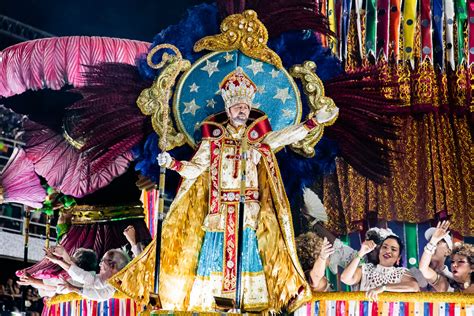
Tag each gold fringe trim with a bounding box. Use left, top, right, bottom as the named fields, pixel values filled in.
left=311, top=291, right=474, bottom=304
left=257, top=165, right=312, bottom=313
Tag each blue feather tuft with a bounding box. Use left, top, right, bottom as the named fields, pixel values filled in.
left=268, top=30, right=343, bottom=81
left=268, top=30, right=342, bottom=210
left=132, top=133, right=194, bottom=197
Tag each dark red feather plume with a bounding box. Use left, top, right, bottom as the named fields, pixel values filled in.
left=217, top=0, right=333, bottom=38
left=65, top=63, right=153, bottom=168
left=324, top=66, right=409, bottom=182
left=21, top=63, right=153, bottom=197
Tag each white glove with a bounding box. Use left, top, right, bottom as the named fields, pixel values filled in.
left=157, top=152, right=173, bottom=168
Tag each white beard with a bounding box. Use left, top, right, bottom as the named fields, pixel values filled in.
left=231, top=116, right=247, bottom=126
left=227, top=112, right=248, bottom=126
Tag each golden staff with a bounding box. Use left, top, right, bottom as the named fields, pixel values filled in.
left=139, top=44, right=190, bottom=307
left=235, top=135, right=248, bottom=310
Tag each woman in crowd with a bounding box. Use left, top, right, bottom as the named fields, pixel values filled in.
left=3, top=278, right=21, bottom=299
left=419, top=221, right=473, bottom=293
left=1, top=278, right=21, bottom=311
left=296, top=233, right=334, bottom=291
left=341, top=235, right=419, bottom=300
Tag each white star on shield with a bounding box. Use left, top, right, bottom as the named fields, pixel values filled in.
left=273, top=88, right=292, bottom=104
left=183, top=99, right=201, bottom=116
left=246, top=59, right=264, bottom=75
left=189, top=82, right=199, bottom=93
left=200, top=59, right=220, bottom=77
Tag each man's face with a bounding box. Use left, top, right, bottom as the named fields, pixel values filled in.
left=227, top=103, right=251, bottom=126
left=99, top=252, right=117, bottom=278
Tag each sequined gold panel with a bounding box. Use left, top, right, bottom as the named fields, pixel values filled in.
left=328, top=18, right=473, bottom=235
left=324, top=114, right=473, bottom=236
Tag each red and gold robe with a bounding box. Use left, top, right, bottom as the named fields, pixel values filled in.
left=109, top=111, right=322, bottom=313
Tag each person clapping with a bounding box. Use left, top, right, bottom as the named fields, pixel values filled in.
left=296, top=233, right=335, bottom=291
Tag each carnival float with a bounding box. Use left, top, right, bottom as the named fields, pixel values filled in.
left=0, top=0, right=472, bottom=315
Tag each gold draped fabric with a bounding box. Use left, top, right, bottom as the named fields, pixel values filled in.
left=109, top=149, right=312, bottom=313
left=328, top=15, right=473, bottom=236
left=108, top=174, right=209, bottom=310
left=324, top=113, right=473, bottom=236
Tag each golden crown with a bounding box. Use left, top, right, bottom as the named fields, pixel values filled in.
left=219, top=67, right=256, bottom=109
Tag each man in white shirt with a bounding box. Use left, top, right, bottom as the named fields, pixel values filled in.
left=18, top=247, right=97, bottom=298
left=46, top=247, right=130, bottom=301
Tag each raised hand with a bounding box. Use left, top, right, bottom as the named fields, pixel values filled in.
left=314, top=104, right=339, bottom=124
left=359, top=240, right=377, bottom=256
left=319, top=237, right=335, bottom=260
left=17, top=274, right=35, bottom=286
left=430, top=221, right=450, bottom=244
left=52, top=245, right=74, bottom=264
left=16, top=280, right=30, bottom=286
left=43, top=246, right=55, bottom=257
left=44, top=247, right=62, bottom=264
left=123, top=225, right=137, bottom=245
left=52, top=245, right=67, bottom=258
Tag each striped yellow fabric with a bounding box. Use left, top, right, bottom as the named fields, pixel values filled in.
left=402, top=0, right=417, bottom=65
left=327, top=0, right=338, bottom=56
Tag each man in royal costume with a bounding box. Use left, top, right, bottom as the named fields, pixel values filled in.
left=109, top=66, right=337, bottom=313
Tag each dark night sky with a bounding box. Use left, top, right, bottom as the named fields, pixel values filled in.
left=0, top=0, right=211, bottom=48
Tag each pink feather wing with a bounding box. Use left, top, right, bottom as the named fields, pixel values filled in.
left=1, top=147, right=46, bottom=208
left=0, top=36, right=150, bottom=97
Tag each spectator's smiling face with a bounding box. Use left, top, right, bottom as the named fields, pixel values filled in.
left=378, top=238, right=401, bottom=267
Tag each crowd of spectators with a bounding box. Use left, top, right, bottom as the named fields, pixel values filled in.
left=0, top=220, right=149, bottom=315
left=0, top=277, right=42, bottom=315
left=296, top=220, right=473, bottom=299
left=1, top=212, right=471, bottom=315
left=0, top=106, right=24, bottom=140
